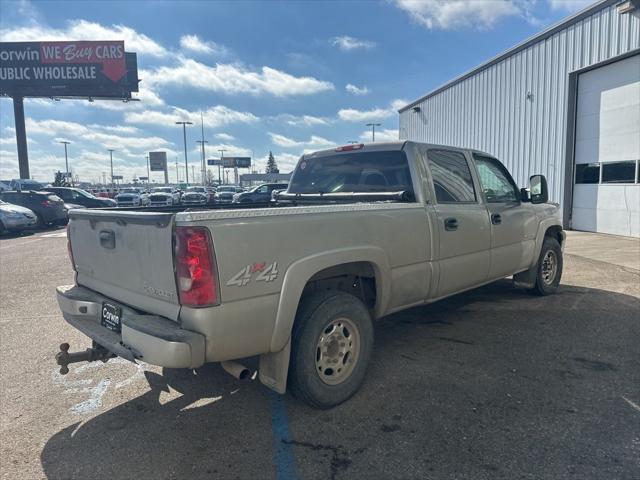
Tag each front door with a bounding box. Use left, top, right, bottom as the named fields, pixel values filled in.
left=426, top=149, right=491, bottom=297
left=472, top=154, right=537, bottom=278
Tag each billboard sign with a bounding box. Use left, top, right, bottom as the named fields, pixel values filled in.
left=0, top=41, right=138, bottom=98
left=112, top=175, right=123, bottom=180
left=149, top=151, right=167, bottom=171
left=207, top=157, right=251, bottom=168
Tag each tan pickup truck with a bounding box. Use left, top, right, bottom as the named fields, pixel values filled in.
left=55, top=141, right=564, bottom=408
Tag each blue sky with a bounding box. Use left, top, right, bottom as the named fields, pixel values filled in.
left=0, top=0, right=592, bottom=184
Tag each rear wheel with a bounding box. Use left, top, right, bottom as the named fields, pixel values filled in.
left=0, top=221, right=6, bottom=236
left=35, top=213, right=47, bottom=228
left=288, top=290, right=374, bottom=409
left=532, top=236, right=563, bottom=296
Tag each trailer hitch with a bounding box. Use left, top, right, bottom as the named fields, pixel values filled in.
left=55, top=342, right=115, bottom=375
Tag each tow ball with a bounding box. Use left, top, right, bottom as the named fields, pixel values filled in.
left=55, top=342, right=115, bottom=375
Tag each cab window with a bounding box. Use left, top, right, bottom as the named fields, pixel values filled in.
left=473, top=154, right=519, bottom=203
left=427, top=149, right=476, bottom=203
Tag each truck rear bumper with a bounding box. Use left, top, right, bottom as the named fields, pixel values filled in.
left=56, top=284, right=205, bottom=369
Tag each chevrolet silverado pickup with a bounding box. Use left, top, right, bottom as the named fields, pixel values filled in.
left=55, top=141, right=564, bottom=409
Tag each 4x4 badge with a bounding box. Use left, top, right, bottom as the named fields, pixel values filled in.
left=227, top=262, right=278, bottom=287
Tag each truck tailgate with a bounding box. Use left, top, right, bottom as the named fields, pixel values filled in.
left=68, top=209, right=180, bottom=321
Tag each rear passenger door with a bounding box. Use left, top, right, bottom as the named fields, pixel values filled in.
left=426, top=149, right=491, bottom=297
left=472, top=154, right=537, bottom=278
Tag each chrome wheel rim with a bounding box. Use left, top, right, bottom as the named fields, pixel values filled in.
left=541, top=250, right=557, bottom=285
left=315, top=317, right=360, bottom=385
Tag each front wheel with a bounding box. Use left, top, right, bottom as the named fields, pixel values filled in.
left=532, top=236, right=563, bottom=295
left=288, top=291, right=374, bottom=409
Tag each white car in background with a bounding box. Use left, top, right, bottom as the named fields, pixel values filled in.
left=148, top=187, right=180, bottom=206
left=0, top=199, right=38, bottom=234
left=115, top=188, right=149, bottom=207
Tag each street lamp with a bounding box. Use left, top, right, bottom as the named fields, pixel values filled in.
left=196, top=140, right=208, bottom=185
left=218, top=149, right=227, bottom=185
left=175, top=121, right=193, bottom=184
left=59, top=141, right=71, bottom=185
left=107, top=149, right=115, bottom=188
left=365, top=123, right=381, bottom=142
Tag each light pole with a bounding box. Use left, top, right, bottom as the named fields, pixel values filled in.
left=218, top=149, right=226, bottom=184
left=175, top=120, right=193, bottom=184
left=196, top=140, right=208, bottom=185
left=365, top=123, right=381, bottom=142
left=59, top=141, right=71, bottom=184
left=107, top=149, right=115, bottom=188
left=146, top=155, right=150, bottom=183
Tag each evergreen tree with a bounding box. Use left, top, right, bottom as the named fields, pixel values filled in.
left=265, top=151, right=279, bottom=174
left=52, top=171, right=69, bottom=187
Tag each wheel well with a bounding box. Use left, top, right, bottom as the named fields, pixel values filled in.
left=545, top=225, right=564, bottom=246
left=301, top=262, right=377, bottom=311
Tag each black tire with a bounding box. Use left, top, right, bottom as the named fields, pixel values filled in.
left=288, top=290, right=374, bottom=409
left=35, top=213, right=47, bottom=228
left=0, top=221, right=6, bottom=236
left=532, top=236, right=563, bottom=296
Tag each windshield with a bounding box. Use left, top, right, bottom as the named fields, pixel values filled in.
left=288, top=151, right=414, bottom=195
left=187, top=187, right=205, bottom=192
left=217, top=186, right=235, bottom=192
left=153, top=188, right=172, bottom=193
left=121, top=189, right=140, bottom=194
left=76, top=189, right=95, bottom=198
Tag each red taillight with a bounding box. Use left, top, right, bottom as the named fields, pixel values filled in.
left=174, top=226, right=219, bottom=307
left=66, top=223, right=75, bottom=271
left=41, top=200, right=52, bottom=206
left=335, top=144, right=364, bottom=152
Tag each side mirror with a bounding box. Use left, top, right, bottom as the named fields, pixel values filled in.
left=530, top=175, right=548, bottom=204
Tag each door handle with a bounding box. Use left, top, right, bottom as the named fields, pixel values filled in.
left=491, top=213, right=502, bottom=225
left=444, top=217, right=458, bottom=231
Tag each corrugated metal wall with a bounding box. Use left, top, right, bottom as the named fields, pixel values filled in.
left=399, top=2, right=640, bottom=210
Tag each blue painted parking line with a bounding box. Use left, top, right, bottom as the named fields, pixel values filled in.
left=268, top=391, right=298, bottom=480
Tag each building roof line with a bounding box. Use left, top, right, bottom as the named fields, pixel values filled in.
left=398, top=0, right=617, bottom=113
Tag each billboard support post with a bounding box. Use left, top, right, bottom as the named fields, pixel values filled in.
left=12, top=96, right=29, bottom=179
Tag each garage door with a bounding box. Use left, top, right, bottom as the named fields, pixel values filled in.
left=571, top=53, right=640, bottom=237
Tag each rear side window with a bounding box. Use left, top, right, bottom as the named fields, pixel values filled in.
left=288, top=151, right=414, bottom=196
left=427, top=150, right=476, bottom=203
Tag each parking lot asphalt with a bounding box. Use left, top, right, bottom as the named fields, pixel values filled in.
left=0, top=228, right=639, bottom=480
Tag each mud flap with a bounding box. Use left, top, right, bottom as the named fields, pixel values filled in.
left=258, top=337, right=291, bottom=394
left=513, top=263, right=537, bottom=289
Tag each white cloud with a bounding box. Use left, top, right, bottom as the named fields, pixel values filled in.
left=0, top=19, right=167, bottom=56
left=257, top=152, right=300, bottom=173
left=331, top=35, right=376, bottom=51
left=214, top=133, right=235, bottom=141
left=124, top=105, right=258, bottom=128
left=338, top=98, right=408, bottom=122
left=23, top=118, right=171, bottom=152
left=144, top=58, right=334, bottom=96
left=547, top=0, right=592, bottom=11
left=359, top=128, right=399, bottom=142
left=269, top=133, right=335, bottom=149
left=275, top=114, right=330, bottom=127
left=394, top=0, right=523, bottom=30
left=180, top=34, right=229, bottom=56
left=345, top=84, right=370, bottom=96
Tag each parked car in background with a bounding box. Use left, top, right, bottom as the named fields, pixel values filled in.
left=46, top=187, right=116, bottom=208
left=148, top=187, right=180, bottom=206
left=215, top=185, right=243, bottom=203
left=10, top=179, right=43, bottom=191
left=115, top=188, right=148, bottom=207
left=0, top=190, right=67, bottom=227
left=233, top=183, right=289, bottom=204
left=0, top=181, right=11, bottom=192
left=180, top=191, right=208, bottom=205
left=185, top=186, right=214, bottom=204
left=0, top=199, right=38, bottom=235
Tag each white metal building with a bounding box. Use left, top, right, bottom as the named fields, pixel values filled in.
left=399, top=0, right=640, bottom=237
